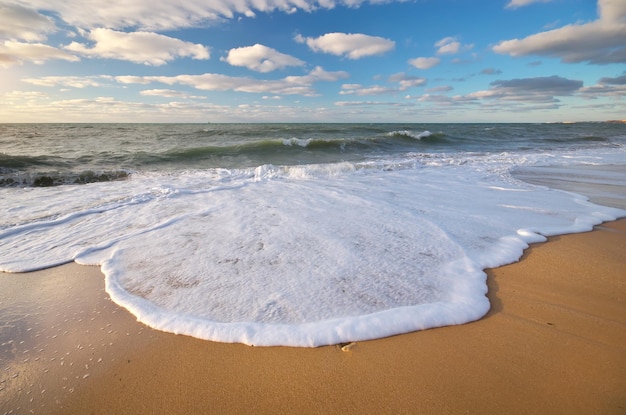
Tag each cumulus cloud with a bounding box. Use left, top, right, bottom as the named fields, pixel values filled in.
left=65, top=28, right=210, bottom=65
left=295, top=32, right=395, bottom=59
left=0, top=3, right=57, bottom=41
left=221, top=44, right=304, bottom=72
left=494, top=0, right=626, bottom=64
left=0, top=41, right=79, bottom=67
left=408, top=57, right=440, bottom=69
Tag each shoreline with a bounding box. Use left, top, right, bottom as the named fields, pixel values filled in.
left=2, top=164, right=626, bottom=414
left=2, top=218, right=625, bottom=414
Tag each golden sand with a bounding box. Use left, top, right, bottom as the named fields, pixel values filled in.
left=1, top=219, right=625, bottom=414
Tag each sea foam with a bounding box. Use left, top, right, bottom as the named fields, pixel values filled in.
left=1, top=150, right=624, bottom=347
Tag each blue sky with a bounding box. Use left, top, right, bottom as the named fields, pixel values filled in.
left=0, top=0, right=624, bottom=122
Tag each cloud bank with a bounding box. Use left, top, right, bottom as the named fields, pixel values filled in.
left=494, top=0, right=626, bottom=64
left=0, top=3, right=57, bottom=41
left=17, top=0, right=399, bottom=31
left=115, top=66, right=348, bottom=96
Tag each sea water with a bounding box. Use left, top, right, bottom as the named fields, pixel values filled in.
left=1, top=123, right=625, bottom=346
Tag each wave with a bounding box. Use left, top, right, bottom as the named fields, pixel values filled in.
left=155, top=131, right=451, bottom=159
left=4, top=124, right=622, bottom=188
left=0, top=153, right=68, bottom=169
left=580, top=135, right=612, bottom=142
left=540, top=135, right=612, bottom=144
left=0, top=168, right=130, bottom=187
left=388, top=130, right=432, bottom=140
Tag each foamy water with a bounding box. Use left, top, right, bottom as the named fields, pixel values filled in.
left=1, top=123, right=625, bottom=346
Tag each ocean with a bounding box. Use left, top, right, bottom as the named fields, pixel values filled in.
left=1, top=123, right=625, bottom=347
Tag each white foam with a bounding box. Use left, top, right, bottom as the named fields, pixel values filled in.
left=388, top=130, right=432, bottom=140
left=282, top=137, right=312, bottom=147
left=1, top=150, right=625, bottom=347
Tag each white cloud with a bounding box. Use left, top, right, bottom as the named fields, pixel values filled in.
left=494, top=0, right=626, bottom=64
left=1, top=91, right=50, bottom=109
left=505, top=0, right=554, bottom=9
left=340, top=84, right=397, bottom=96
left=3, top=90, right=49, bottom=98
left=434, top=36, right=473, bottom=55
left=408, top=57, right=440, bottom=69
left=0, top=41, right=79, bottom=68
left=413, top=94, right=471, bottom=105
left=338, top=73, right=425, bottom=96
left=435, top=37, right=460, bottom=55
left=15, top=0, right=238, bottom=31
left=65, top=28, right=210, bottom=65
left=21, top=75, right=112, bottom=88
left=140, top=89, right=205, bottom=99
left=295, top=32, right=395, bottom=59
left=335, top=100, right=412, bottom=107
left=285, top=66, right=350, bottom=83
left=115, top=76, right=152, bottom=85
left=0, top=3, right=57, bottom=41
left=114, top=66, right=348, bottom=96
left=17, top=0, right=396, bottom=31
left=388, top=73, right=426, bottom=90
left=0, top=90, right=246, bottom=122
left=221, top=44, right=305, bottom=72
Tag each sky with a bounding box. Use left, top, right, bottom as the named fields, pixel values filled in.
left=0, top=0, right=624, bottom=123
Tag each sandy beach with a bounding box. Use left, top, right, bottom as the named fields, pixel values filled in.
left=2, top=170, right=626, bottom=414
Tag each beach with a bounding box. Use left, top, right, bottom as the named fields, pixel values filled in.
left=2, top=220, right=625, bottom=414
left=2, top=168, right=626, bottom=414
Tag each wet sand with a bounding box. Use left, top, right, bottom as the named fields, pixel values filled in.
left=1, top=219, right=624, bottom=414
left=2, top=165, right=626, bottom=414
